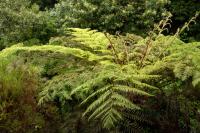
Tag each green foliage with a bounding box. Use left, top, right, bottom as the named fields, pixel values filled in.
left=0, top=57, right=43, bottom=132
left=0, top=51, right=72, bottom=133
left=0, top=0, right=57, bottom=48
left=3, top=26, right=199, bottom=131
left=30, top=0, right=58, bottom=10
left=15, top=28, right=156, bottom=129
left=72, top=64, right=156, bottom=129
left=0, top=44, right=103, bottom=61
left=0, top=2, right=199, bottom=130
left=168, top=0, right=200, bottom=41
left=52, top=0, right=169, bottom=34
left=39, top=74, right=72, bottom=105
left=50, top=0, right=200, bottom=41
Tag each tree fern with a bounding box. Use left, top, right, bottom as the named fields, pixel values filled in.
left=72, top=64, right=158, bottom=129
left=38, top=74, right=72, bottom=106
left=4, top=27, right=200, bottom=131
left=0, top=44, right=112, bottom=63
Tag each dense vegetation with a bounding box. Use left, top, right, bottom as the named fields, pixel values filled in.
left=0, top=0, right=200, bottom=133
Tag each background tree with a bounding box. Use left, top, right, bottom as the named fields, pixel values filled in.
left=0, top=0, right=57, bottom=50
left=30, top=0, right=58, bottom=10
left=168, top=0, right=200, bottom=41
left=51, top=0, right=169, bottom=35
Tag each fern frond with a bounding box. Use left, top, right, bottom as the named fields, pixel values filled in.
left=81, top=84, right=112, bottom=105
left=83, top=90, right=111, bottom=116
left=113, top=85, right=152, bottom=96
left=67, top=28, right=109, bottom=51
left=102, top=112, right=116, bottom=129
left=128, top=79, right=158, bottom=90
left=111, top=93, right=140, bottom=109
left=88, top=100, right=112, bottom=120
left=192, top=72, right=200, bottom=87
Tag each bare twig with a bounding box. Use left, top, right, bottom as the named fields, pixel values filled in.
left=104, top=33, right=121, bottom=64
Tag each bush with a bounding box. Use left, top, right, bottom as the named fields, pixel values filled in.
left=0, top=0, right=57, bottom=49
